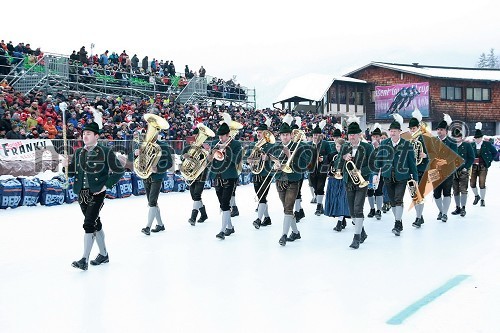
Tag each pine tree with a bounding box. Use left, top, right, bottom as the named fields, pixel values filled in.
left=486, top=48, right=500, bottom=68
left=477, top=52, right=487, bottom=68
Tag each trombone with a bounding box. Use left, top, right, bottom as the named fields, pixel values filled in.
left=254, top=129, right=304, bottom=202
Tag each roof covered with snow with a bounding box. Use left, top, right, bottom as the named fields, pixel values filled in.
left=345, top=62, right=500, bottom=82
left=274, top=73, right=366, bottom=104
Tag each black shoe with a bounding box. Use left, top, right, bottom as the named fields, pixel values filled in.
left=198, top=206, right=208, bottom=223
left=253, top=218, right=262, bottom=229
left=412, top=217, right=422, bottom=228
left=295, top=209, right=305, bottom=222
left=310, top=197, right=317, bottom=204
left=279, top=234, right=287, bottom=246
left=420, top=216, right=425, bottom=225
left=188, top=209, right=198, bottom=226
left=141, top=227, right=150, bottom=235
left=460, top=207, right=466, bottom=217
left=349, top=234, right=361, bottom=249
left=230, top=206, right=239, bottom=217
left=216, top=232, right=225, bottom=240
left=441, top=214, right=448, bottom=222
left=473, top=195, right=480, bottom=205
left=90, top=254, right=109, bottom=266
left=224, top=227, right=235, bottom=236
left=437, top=212, right=442, bottom=220
left=342, top=217, right=346, bottom=229
left=333, top=220, right=343, bottom=232
left=314, top=204, right=324, bottom=216
left=367, top=208, right=376, bottom=218
left=481, top=200, right=485, bottom=207
left=375, top=210, right=382, bottom=220
left=451, top=206, right=461, bottom=215
left=287, top=231, right=301, bottom=242
left=72, top=258, right=88, bottom=271
left=360, top=228, right=367, bottom=244
left=151, top=224, right=165, bottom=233
left=261, top=217, right=272, bottom=226
left=392, top=220, right=402, bottom=236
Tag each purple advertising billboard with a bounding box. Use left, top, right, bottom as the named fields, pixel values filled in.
left=375, top=82, right=429, bottom=120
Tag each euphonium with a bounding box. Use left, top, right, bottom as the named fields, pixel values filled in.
left=180, top=124, right=215, bottom=185
left=407, top=175, right=424, bottom=204
left=134, top=113, right=170, bottom=179
left=248, top=130, right=275, bottom=174
left=345, top=160, right=369, bottom=188
left=213, top=121, right=243, bottom=161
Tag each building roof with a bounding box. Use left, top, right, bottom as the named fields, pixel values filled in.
left=344, top=62, right=500, bottom=82
left=274, top=73, right=366, bottom=104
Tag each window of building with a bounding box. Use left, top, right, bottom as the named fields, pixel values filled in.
left=466, top=87, right=491, bottom=101
left=440, top=86, right=462, bottom=100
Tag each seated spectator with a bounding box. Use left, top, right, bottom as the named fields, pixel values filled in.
left=43, top=118, right=57, bottom=139
left=6, top=124, right=23, bottom=139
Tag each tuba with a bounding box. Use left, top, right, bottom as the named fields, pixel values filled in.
left=345, top=160, right=369, bottom=188
left=407, top=175, right=424, bottom=204
left=180, top=124, right=215, bottom=185
left=248, top=130, right=275, bottom=174
left=134, top=113, right=170, bottom=179
left=213, top=121, right=243, bottom=161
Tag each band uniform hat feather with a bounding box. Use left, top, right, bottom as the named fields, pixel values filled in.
left=333, top=123, right=342, bottom=137
left=437, top=113, right=452, bottom=130
left=409, top=107, right=422, bottom=128
left=280, top=113, right=294, bottom=133
left=257, top=114, right=271, bottom=131
left=474, top=122, right=484, bottom=138
left=389, top=114, right=404, bottom=130
left=217, top=112, right=232, bottom=135
left=292, top=116, right=301, bottom=130
left=312, top=119, right=327, bottom=134
left=371, top=123, right=382, bottom=136
left=347, top=115, right=362, bottom=134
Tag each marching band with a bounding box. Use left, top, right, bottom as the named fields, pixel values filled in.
left=68, top=110, right=498, bottom=269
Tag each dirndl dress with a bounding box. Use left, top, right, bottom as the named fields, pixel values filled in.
left=324, top=176, right=350, bottom=217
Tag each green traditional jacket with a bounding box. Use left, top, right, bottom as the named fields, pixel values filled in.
left=245, top=141, right=274, bottom=177
left=209, top=139, right=242, bottom=179
left=336, top=141, right=374, bottom=184
left=471, top=140, right=497, bottom=169
left=68, top=144, right=125, bottom=194
left=274, top=141, right=312, bottom=182
left=375, top=138, right=418, bottom=182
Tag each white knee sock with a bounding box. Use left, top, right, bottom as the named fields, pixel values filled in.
left=95, top=230, right=107, bottom=256
left=367, top=196, right=375, bottom=209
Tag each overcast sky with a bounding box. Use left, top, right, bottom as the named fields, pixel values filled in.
left=3, top=0, right=499, bottom=109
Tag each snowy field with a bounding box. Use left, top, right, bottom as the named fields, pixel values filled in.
left=1, top=164, right=500, bottom=333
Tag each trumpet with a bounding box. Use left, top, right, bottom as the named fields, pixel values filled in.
left=345, top=160, right=369, bottom=188
left=408, top=175, right=424, bottom=204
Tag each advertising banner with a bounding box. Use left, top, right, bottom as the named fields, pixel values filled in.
left=375, top=82, right=429, bottom=120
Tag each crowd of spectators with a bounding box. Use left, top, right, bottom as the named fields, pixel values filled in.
left=0, top=39, right=44, bottom=75
left=1, top=85, right=347, bottom=145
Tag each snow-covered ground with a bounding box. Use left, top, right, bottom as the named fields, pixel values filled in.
left=1, top=164, right=500, bottom=333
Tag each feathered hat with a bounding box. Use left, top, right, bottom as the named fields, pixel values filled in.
left=389, top=114, right=404, bottom=130
left=257, top=114, right=272, bottom=131
left=333, top=123, right=342, bottom=137
left=312, top=119, right=327, bottom=134
left=474, top=122, right=484, bottom=138
left=371, top=122, right=382, bottom=136
left=409, top=107, right=422, bottom=128
left=292, top=116, right=301, bottom=130
left=437, top=113, right=452, bottom=130
left=217, top=112, right=232, bottom=135
left=83, top=106, right=103, bottom=134
left=347, top=115, right=361, bottom=135
left=280, top=113, right=294, bottom=133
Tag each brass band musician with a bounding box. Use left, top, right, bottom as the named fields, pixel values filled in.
left=209, top=113, right=243, bottom=240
